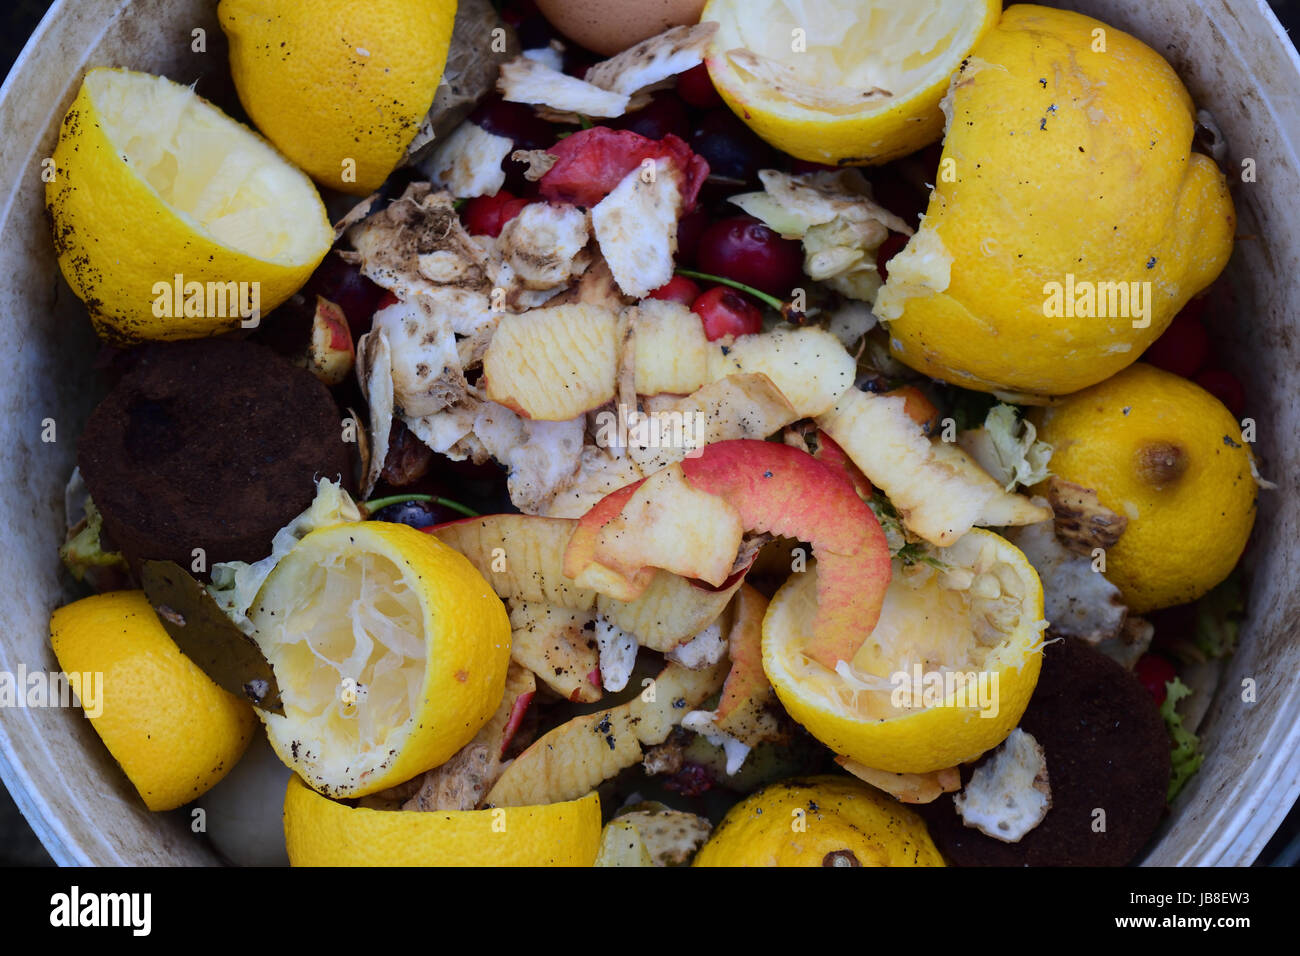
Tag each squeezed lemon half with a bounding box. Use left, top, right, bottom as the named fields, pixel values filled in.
left=250, top=522, right=510, bottom=798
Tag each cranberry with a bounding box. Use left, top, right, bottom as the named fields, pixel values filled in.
left=692, top=286, right=763, bottom=341
left=676, top=63, right=724, bottom=109
left=376, top=290, right=399, bottom=311
left=676, top=208, right=709, bottom=265
left=648, top=275, right=701, bottom=307
left=661, top=761, right=715, bottom=797
left=876, top=232, right=910, bottom=282
left=462, top=190, right=532, bottom=238
left=612, top=91, right=690, bottom=141
left=690, top=108, right=775, bottom=184
left=1134, top=653, right=1178, bottom=707
left=1195, top=368, right=1246, bottom=417
left=696, top=216, right=803, bottom=298
left=1144, top=307, right=1210, bottom=378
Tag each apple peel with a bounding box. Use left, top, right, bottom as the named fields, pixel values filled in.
left=694, top=584, right=784, bottom=752
left=592, top=464, right=744, bottom=588
left=562, top=478, right=655, bottom=600
left=677, top=440, right=891, bottom=670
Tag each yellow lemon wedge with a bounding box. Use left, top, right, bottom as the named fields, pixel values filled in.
left=49, top=591, right=256, bottom=811
left=284, top=776, right=601, bottom=866
left=702, top=0, right=1000, bottom=164
left=763, top=529, right=1045, bottom=774
left=250, top=521, right=510, bottom=798
left=46, top=68, right=332, bottom=343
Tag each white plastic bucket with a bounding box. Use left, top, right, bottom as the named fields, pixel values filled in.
left=1, top=0, right=1297, bottom=865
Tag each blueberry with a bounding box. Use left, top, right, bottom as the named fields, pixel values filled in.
left=369, top=499, right=456, bottom=529
left=689, top=109, right=776, bottom=184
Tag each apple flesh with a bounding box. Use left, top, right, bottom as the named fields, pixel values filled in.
left=293, top=296, right=355, bottom=386
left=508, top=601, right=603, bottom=703
left=818, top=389, right=1050, bottom=546
left=434, top=512, right=751, bottom=654
left=688, top=583, right=785, bottom=749
left=485, top=658, right=729, bottom=807
left=561, top=478, right=654, bottom=600
left=596, top=567, right=747, bottom=653
left=809, top=430, right=872, bottom=500
left=884, top=385, right=940, bottom=434
left=433, top=514, right=600, bottom=610
left=714, top=584, right=772, bottom=724
left=591, top=464, right=745, bottom=589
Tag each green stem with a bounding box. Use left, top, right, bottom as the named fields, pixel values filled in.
left=675, top=269, right=787, bottom=312
left=362, top=494, right=480, bottom=519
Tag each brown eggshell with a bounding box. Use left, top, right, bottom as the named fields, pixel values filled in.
left=536, top=0, right=707, bottom=56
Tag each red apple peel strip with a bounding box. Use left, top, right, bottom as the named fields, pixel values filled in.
left=678, top=439, right=892, bottom=669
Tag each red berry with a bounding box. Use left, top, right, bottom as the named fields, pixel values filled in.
left=376, top=290, right=400, bottom=311
left=876, top=232, right=910, bottom=282
left=461, top=190, right=531, bottom=238
left=1144, top=309, right=1210, bottom=378
left=661, top=761, right=714, bottom=797
left=676, top=63, right=724, bottom=109
left=1134, top=653, right=1178, bottom=707
left=692, top=286, right=762, bottom=341
left=1195, top=368, right=1246, bottom=417
left=696, top=216, right=803, bottom=297
left=648, top=275, right=701, bottom=307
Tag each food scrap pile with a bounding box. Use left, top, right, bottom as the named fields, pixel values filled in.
left=46, top=0, right=1260, bottom=867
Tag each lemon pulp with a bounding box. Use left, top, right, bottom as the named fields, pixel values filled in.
left=85, top=69, right=329, bottom=266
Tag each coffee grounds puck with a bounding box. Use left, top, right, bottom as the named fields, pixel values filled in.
left=78, top=338, right=354, bottom=573
left=917, top=636, right=1171, bottom=866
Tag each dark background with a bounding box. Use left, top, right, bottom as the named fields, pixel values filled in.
left=1, top=0, right=1297, bottom=867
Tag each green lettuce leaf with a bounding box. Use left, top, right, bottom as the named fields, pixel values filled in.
left=1194, top=571, right=1244, bottom=659
left=1161, top=676, right=1205, bottom=802
left=981, top=404, right=1054, bottom=491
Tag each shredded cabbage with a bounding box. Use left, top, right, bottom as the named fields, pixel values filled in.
left=961, top=404, right=1053, bottom=491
